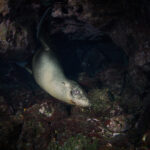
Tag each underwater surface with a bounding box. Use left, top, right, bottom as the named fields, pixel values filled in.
left=0, top=0, right=150, bottom=150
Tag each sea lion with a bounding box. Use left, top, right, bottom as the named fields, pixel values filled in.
left=32, top=7, right=90, bottom=107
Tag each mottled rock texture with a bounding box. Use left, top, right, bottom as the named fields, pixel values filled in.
left=0, top=0, right=150, bottom=150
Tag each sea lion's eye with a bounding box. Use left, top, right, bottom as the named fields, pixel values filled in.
left=74, top=90, right=80, bottom=95
left=71, top=89, right=80, bottom=97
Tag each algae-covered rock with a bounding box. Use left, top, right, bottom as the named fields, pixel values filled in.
left=88, top=88, right=112, bottom=113
left=98, top=68, right=126, bottom=96
left=120, top=92, right=142, bottom=114
left=0, top=96, right=12, bottom=115
left=48, top=134, right=99, bottom=150
left=0, top=0, right=38, bottom=59
left=17, top=119, right=48, bottom=150
left=134, top=49, right=150, bottom=68
left=38, top=102, right=54, bottom=118
left=24, top=102, right=55, bottom=120
left=17, top=102, right=54, bottom=150
left=129, top=66, right=148, bottom=94
left=0, top=20, right=28, bottom=55
left=105, top=115, right=132, bottom=133
left=0, top=0, right=150, bottom=149
left=0, top=0, right=9, bottom=16
left=0, top=96, right=23, bottom=150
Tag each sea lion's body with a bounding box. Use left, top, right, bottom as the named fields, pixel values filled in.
left=33, top=49, right=68, bottom=102
left=32, top=48, right=90, bottom=107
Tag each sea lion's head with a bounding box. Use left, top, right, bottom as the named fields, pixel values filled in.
left=64, top=80, right=90, bottom=107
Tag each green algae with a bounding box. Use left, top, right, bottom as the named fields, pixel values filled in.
left=88, top=88, right=113, bottom=113
left=48, top=134, right=99, bottom=150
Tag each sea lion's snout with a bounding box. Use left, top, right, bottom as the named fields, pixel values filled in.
left=74, top=98, right=90, bottom=107
left=70, top=97, right=90, bottom=107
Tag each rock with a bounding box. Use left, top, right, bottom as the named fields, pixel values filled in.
left=17, top=102, right=54, bottom=150
left=0, top=0, right=150, bottom=149
left=88, top=88, right=112, bottom=113
left=129, top=66, right=148, bottom=94
left=0, top=96, right=23, bottom=150
left=98, top=68, right=126, bottom=96
left=134, top=49, right=150, bottom=67
left=0, top=96, right=13, bottom=115
left=0, top=19, right=29, bottom=56
left=105, top=115, right=132, bottom=133
left=38, top=102, right=54, bottom=118
left=0, top=21, right=9, bottom=52
left=0, top=0, right=9, bottom=16
left=142, top=130, right=150, bottom=147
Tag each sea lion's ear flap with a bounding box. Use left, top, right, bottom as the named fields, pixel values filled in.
left=62, top=82, right=70, bottom=88
left=62, top=82, right=65, bottom=85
